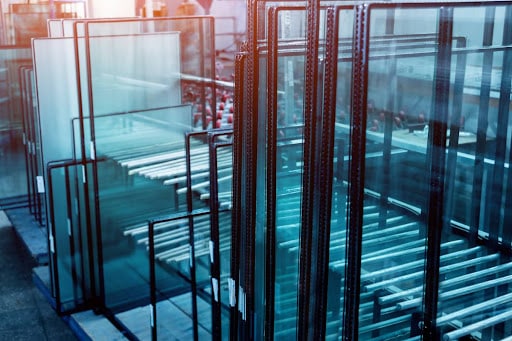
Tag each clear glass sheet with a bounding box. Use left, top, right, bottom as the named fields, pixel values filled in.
left=272, top=48, right=306, bottom=340
left=19, top=66, right=37, bottom=215
left=436, top=5, right=512, bottom=340
left=251, top=2, right=348, bottom=336
left=9, top=2, right=86, bottom=43
left=326, top=6, right=354, bottom=339
left=0, top=46, right=32, bottom=200
left=33, top=37, right=93, bottom=310
left=212, top=142, right=232, bottom=340
left=48, top=165, right=74, bottom=307
left=357, top=7, right=440, bottom=339
left=32, top=38, right=80, bottom=171
left=48, top=19, right=64, bottom=37
left=93, top=105, right=193, bottom=310
left=86, top=32, right=182, bottom=116
left=32, top=37, right=81, bottom=245
left=253, top=4, right=330, bottom=338
left=9, top=3, right=50, bottom=45
left=149, top=208, right=227, bottom=340
left=63, top=19, right=84, bottom=37
left=47, top=163, right=86, bottom=312
left=85, top=17, right=215, bottom=77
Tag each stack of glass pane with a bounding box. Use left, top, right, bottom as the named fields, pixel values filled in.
left=31, top=15, right=237, bottom=340
left=234, top=0, right=512, bottom=340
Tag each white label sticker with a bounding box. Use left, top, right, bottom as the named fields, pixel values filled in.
left=189, top=244, right=193, bottom=268
left=67, top=218, right=72, bottom=237
left=241, top=288, right=246, bottom=321
left=209, top=240, right=214, bottom=263
left=149, top=305, right=154, bottom=327
left=228, top=278, right=236, bottom=307
left=49, top=234, right=55, bottom=254
left=36, top=176, right=45, bottom=193
left=90, top=141, right=95, bottom=160
left=212, top=278, right=219, bottom=302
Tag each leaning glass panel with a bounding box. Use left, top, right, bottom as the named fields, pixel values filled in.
left=256, top=4, right=330, bottom=338
left=86, top=32, right=182, bottom=115
left=32, top=38, right=90, bottom=311
left=357, top=6, right=441, bottom=339
left=325, top=5, right=354, bottom=339
left=85, top=17, right=215, bottom=78
left=438, top=5, right=512, bottom=340
left=47, top=161, right=90, bottom=312
left=0, top=47, right=32, bottom=200
left=93, top=105, right=193, bottom=311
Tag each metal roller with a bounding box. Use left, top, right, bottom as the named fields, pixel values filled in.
left=443, top=309, right=512, bottom=341
left=398, top=274, right=512, bottom=311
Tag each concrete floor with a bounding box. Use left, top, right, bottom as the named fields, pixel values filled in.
left=0, top=211, right=78, bottom=341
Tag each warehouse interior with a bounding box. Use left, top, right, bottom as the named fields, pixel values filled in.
left=2, top=0, right=512, bottom=340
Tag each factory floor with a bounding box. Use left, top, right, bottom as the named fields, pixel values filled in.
left=0, top=210, right=78, bottom=340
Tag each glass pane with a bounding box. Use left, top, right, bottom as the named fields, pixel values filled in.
left=87, top=33, right=182, bottom=115
left=20, top=66, right=39, bottom=218
left=272, top=46, right=306, bottom=340
left=48, top=19, right=64, bottom=37
left=33, top=38, right=84, bottom=301
left=357, top=7, right=441, bottom=339
left=211, top=141, right=232, bottom=340
left=48, top=165, right=75, bottom=308
left=148, top=209, right=230, bottom=340
left=438, top=5, right=512, bottom=340
left=86, top=17, right=215, bottom=77
left=9, top=2, right=85, bottom=45
left=0, top=47, right=32, bottom=200
left=47, top=163, right=87, bottom=312
left=32, top=37, right=80, bottom=183
left=325, top=6, right=354, bottom=339
left=92, top=105, right=192, bottom=310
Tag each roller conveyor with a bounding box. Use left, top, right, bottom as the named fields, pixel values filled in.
left=266, top=188, right=512, bottom=340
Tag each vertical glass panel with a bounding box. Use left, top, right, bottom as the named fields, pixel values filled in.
left=48, top=165, right=75, bottom=308
left=87, top=32, right=182, bottom=115
left=146, top=207, right=231, bottom=340
left=272, top=48, right=306, bottom=339
left=357, top=7, right=440, bottom=339
left=326, top=6, right=354, bottom=339
left=254, top=5, right=331, bottom=339
left=93, top=105, right=192, bottom=310
left=251, top=4, right=330, bottom=338
left=86, top=17, right=215, bottom=78
left=438, top=5, right=512, bottom=340
left=0, top=47, right=32, bottom=200
left=20, top=66, right=37, bottom=216
left=32, top=38, right=80, bottom=185
left=47, top=163, right=86, bottom=312
left=33, top=38, right=83, bottom=294
left=9, top=2, right=85, bottom=45
left=211, top=141, right=233, bottom=340
left=10, top=3, right=52, bottom=45
left=48, top=19, right=64, bottom=37
left=63, top=19, right=84, bottom=37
